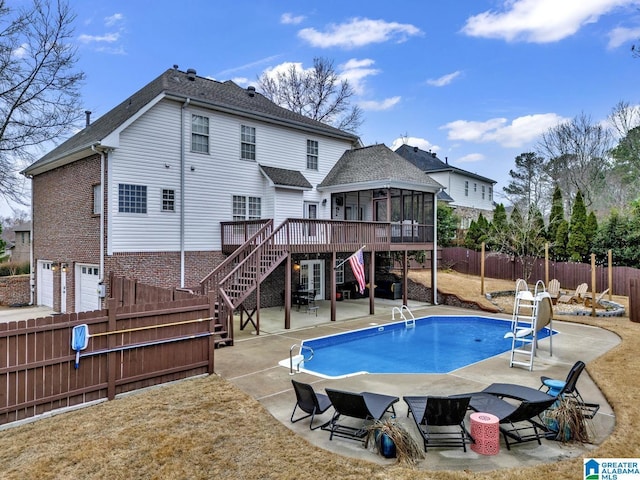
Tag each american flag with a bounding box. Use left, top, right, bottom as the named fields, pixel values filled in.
left=348, top=249, right=366, bottom=294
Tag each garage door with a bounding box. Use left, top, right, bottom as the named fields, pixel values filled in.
left=76, top=265, right=101, bottom=312
left=37, top=261, right=54, bottom=308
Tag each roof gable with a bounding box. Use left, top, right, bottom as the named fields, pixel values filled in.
left=318, top=144, right=442, bottom=191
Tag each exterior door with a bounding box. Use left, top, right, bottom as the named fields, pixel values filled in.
left=76, top=264, right=101, bottom=312
left=60, top=269, right=67, bottom=313
left=37, top=260, right=54, bottom=308
left=304, top=201, right=318, bottom=237
left=300, top=259, right=324, bottom=300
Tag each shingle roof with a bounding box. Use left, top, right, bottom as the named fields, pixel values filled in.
left=318, top=144, right=442, bottom=191
left=394, top=144, right=496, bottom=184
left=259, top=165, right=312, bottom=189
left=23, top=68, right=359, bottom=176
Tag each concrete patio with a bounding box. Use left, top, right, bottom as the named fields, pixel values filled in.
left=214, top=297, right=618, bottom=472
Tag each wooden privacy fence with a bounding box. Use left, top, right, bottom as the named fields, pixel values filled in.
left=0, top=291, right=217, bottom=426
left=441, top=247, right=640, bottom=297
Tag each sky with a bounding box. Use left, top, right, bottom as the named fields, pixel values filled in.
left=4, top=0, right=640, bottom=216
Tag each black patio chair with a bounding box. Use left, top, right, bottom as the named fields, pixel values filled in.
left=539, top=361, right=600, bottom=418
left=469, top=393, right=556, bottom=450
left=404, top=395, right=473, bottom=452
left=324, top=388, right=398, bottom=441
left=290, top=380, right=333, bottom=430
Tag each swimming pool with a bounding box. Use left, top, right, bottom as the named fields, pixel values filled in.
left=295, top=315, right=555, bottom=378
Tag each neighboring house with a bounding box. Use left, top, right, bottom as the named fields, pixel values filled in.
left=2, top=221, right=31, bottom=264
left=395, top=144, right=496, bottom=229
left=23, top=68, right=442, bottom=322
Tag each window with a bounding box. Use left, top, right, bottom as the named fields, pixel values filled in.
left=93, top=184, right=101, bottom=215
left=474, top=183, right=477, bottom=192
left=233, top=195, right=261, bottom=220
left=162, top=189, right=175, bottom=211
left=241, top=125, right=256, bottom=160
left=489, top=186, right=493, bottom=202
left=118, top=184, right=147, bottom=213
left=307, top=139, right=318, bottom=170
left=464, top=181, right=469, bottom=196
left=191, top=115, right=209, bottom=153
left=335, top=260, right=345, bottom=284
left=482, top=185, right=486, bottom=199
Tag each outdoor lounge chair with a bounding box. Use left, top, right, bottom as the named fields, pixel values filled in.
left=547, top=279, right=561, bottom=303
left=324, top=388, right=399, bottom=441
left=469, top=393, right=556, bottom=450
left=583, top=288, right=610, bottom=308
left=290, top=380, right=333, bottom=430
left=539, top=361, right=600, bottom=418
left=557, top=283, right=588, bottom=304
left=403, top=395, right=473, bottom=452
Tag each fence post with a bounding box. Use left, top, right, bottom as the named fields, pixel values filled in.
left=107, top=298, right=118, bottom=400
left=208, top=292, right=216, bottom=374
left=631, top=279, right=640, bottom=323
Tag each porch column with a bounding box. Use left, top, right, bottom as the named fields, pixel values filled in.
left=331, top=251, right=336, bottom=322
left=369, top=250, right=375, bottom=315
left=402, top=249, right=408, bottom=306
left=285, top=254, right=292, bottom=329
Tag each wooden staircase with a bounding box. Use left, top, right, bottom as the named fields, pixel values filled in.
left=200, top=220, right=290, bottom=345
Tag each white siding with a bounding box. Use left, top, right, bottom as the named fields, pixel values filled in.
left=432, top=171, right=494, bottom=212
left=109, top=99, right=354, bottom=253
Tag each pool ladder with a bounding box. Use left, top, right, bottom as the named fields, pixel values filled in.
left=392, top=305, right=415, bottom=328
left=288, top=344, right=314, bottom=375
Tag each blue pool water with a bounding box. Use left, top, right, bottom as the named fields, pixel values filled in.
left=299, top=316, right=555, bottom=378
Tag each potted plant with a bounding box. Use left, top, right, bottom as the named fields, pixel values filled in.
left=364, top=418, right=424, bottom=464
left=544, top=397, right=593, bottom=443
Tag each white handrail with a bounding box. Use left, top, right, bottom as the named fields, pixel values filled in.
left=392, top=305, right=415, bottom=328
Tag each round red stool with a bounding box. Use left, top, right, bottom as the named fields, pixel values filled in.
left=470, top=412, right=500, bottom=455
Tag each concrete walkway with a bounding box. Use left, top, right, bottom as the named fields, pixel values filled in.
left=214, top=299, right=618, bottom=472
left=0, top=305, right=55, bottom=323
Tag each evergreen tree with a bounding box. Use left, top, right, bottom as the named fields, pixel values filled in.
left=592, top=210, right=630, bottom=265
left=437, top=202, right=459, bottom=247
left=585, top=211, right=598, bottom=252
left=567, top=191, right=589, bottom=261
left=547, top=185, right=564, bottom=247
left=488, top=204, right=508, bottom=251
left=531, top=205, right=546, bottom=238
left=555, top=220, right=570, bottom=260
left=464, top=214, right=490, bottom=250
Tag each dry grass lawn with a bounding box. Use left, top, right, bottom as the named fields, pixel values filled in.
left=0, top=271, right=638, bottom=479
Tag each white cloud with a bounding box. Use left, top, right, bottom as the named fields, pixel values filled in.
left=456, top=153, right=485, bottom=163
left=12, top=43, right=28, bottom=59
left=339, top=58, right=379, bottom=95
left=608, top=25, right=640, bottom=48
left=462, top=0, right=637, bottom=43
left=441, top=113, right=568, bottom=148
left=105, top=13, right=124, bottom=27
left=231, top=77, right=250, bottom=86
left=281, top=13, right=305, bottom=25
left=359, top=97, right=401, bottom=111
left=426, top=71, right=462, bottom=87
left=298, top=17, right=422, bottom=49
left=78, top=33, right=120, bottom=44
left=390, top=137, right=440, bottom=152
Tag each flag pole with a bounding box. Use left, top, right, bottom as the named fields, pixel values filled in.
left=334, top=245, right=366, bottom=270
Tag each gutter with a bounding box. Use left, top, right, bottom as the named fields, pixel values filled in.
left=180, top=98, right=190, bottom=288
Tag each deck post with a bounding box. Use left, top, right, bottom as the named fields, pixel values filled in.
left=331, top=251, right=337, bottom=322
left=285, top=254, right=291, bottom=329
left=369, top=249, right=375, bottom=315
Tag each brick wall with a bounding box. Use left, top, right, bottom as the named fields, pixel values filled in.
left=32, top=154, right=102, bottom=312
left=0, top=274, right=31, bottom=306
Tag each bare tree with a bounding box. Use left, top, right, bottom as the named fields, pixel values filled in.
left=608, top=100, right=640, bottom=138
left=0, top=0, right=85, bottom=204
left=257, top=57, right=363, bottom=134
left=538, top=113, right=613, bottom=209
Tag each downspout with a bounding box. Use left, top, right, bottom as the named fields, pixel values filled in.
left=91, top=144, right=106, bottom=293
left=180, top=98, right=191, bottom=288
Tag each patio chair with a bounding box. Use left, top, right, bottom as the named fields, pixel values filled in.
left=557, top=283, right=588, bottom=304
left=290, top=380, right=333, bottom=430
left=539, top=361, right=600, bottom=418
left=403, top=395, right=473, bottom=452
left=324, top=388, right=399, bottom=441
left=547, top=279, right=561, bottom=303
left=469, top=393, right=556, bottom=450
left=583, top=288, right=610, bottom=308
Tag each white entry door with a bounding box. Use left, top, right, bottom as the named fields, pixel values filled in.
left=76, top=264, right=101, bottom=312
left=300, top=259, right=324, bottom=300
left=37, top=260, right=54, bottom=308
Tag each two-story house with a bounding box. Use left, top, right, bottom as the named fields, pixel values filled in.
left=23, top=68, right=442, bottom=328
left=2, top=221, right=32, bottom=264
left=395, top=144, right=496, bottom=231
